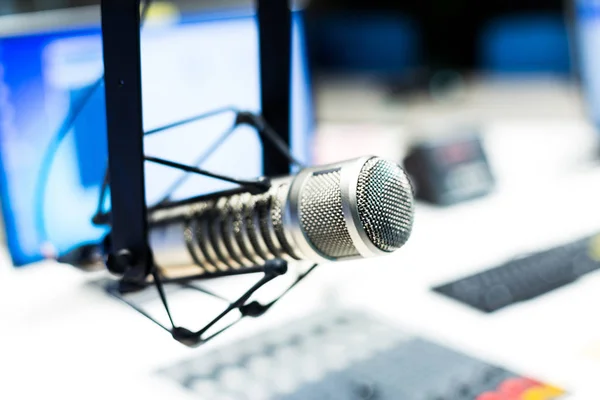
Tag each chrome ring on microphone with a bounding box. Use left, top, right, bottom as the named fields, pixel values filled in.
left=340, top=156, right=390, bottom=258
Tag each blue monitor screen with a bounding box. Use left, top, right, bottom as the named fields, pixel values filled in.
left=0, top=8, right=312, bottom=266
left=577, top=0, right=600, bottom=128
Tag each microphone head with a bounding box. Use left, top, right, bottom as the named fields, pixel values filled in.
left=284, top=156, right=415, bottom=262
left=355, top=157, right=413, bottom=252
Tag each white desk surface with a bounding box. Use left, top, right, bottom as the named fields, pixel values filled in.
left=3, top=80, right=600, bottom=399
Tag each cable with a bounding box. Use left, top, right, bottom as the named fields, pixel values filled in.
left=144, top=110, right=305, bottom=205
left=144, top=106, right=239, bottom=136
left=241, top=112, right=305, bottom=168
left=92, top=108, right=239, bottom=224
left=34, top=77, right=104, bottom=246
left=92, top=108, right=304, bottom=221
left=93, top=166, right=110, bottom=222
left=144, top=155, right=271, bottom=192
left=155, top=120, right=238, bottom=205
left=34, top=0, right=153, bottom=250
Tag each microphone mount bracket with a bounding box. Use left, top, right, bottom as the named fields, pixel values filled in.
left=97, top=0, right=310, bottom=346
left=100, top=0, right=293, bottom=282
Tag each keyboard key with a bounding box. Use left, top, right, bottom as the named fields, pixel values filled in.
left=497, top=377, right=538, bottom=396
left=475, top=392, right=506, bottom=400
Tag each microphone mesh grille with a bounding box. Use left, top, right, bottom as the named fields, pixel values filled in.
left=300, top=170, right=360, bottom=259
left=356, top=158, right=414, bottom=252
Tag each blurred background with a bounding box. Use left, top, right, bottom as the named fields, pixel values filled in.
left=2, top=0, right=600, bottom=399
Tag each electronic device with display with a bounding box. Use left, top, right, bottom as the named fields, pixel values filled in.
left=403, top=133, right=495, bottom=206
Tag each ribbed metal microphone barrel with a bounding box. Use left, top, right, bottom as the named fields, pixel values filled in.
left=148, top=156, right=414, bottom=276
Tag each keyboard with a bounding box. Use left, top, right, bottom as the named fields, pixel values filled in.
left=434, top=234, right=600, bottom=313
left=158, top=309, right=566, bottom=399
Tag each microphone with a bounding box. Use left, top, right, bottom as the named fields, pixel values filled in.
left=148, top=156, right=414, bottom=276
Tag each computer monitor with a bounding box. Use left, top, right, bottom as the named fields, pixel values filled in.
left=0, top=5, right=313, bottom=266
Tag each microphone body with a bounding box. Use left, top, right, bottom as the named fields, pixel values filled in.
left=148, top=156, right=414, bottom=276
